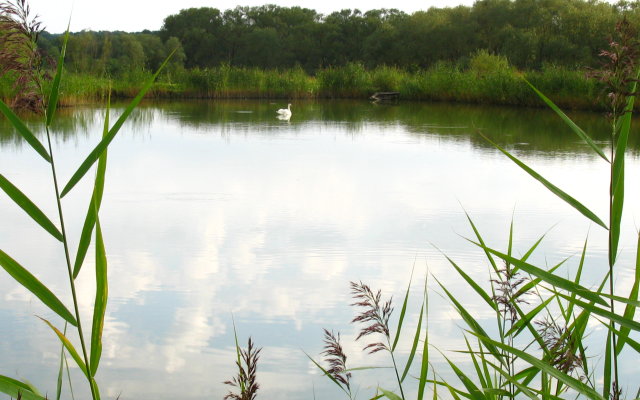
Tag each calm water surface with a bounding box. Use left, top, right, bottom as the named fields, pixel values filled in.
left=1, top=100, right=639, bottom=399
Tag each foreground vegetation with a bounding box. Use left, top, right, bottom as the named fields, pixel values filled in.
left=2, top=2, right=640, bottom=400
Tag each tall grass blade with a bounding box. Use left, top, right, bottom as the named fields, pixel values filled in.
left=90, top=217, right=108, bottom=376
left=0, top=100, right=50, bottom=162
left=462, top=338, right=488, bottom=390
left=473, top=244, right=608, bottom=306
left=304, top=352, right=351, bottom=398
left=478, top=132, right=607, bottom=229
left=55, top=323, right=68, bottom=400
left=21, top=380, right=42, bottom=396
left=39, top=317, right=88, bottom=379
left=482, top=360, right=538, bottom=400
left=0, top=174, right=63, bottom=241
left=443, top=253, right=496, bottom=311
left=506, top=295, right=554, bottom=337
left=610, top=77, right=637, bottom=265
left=400, top=303, right=423, bottom=382
left=435, top=278, right=503, bottom=363
left=393, top=266, right=415, bottom=352
left=567, top=237, right=588, bottom=319
left=73, top=95, right=110, bottom=279
left=604, top=328, right=612, bottom=399
left=520, top=231, right=547, bottom=263
left=417, top=279, right=429, bottom=400
left=379, top=387, right=403, bottom=400
left=0, top=250, right=77, bottom=325
left=513, top=258, right=566, bottom=298
left=524, top=79, right=609, bottom=162
left=46, top=27, right=70, bottom=127
left=442, top=353, right=487, bottom=400
left=473, top=333, right=605, bottom=400
left=556, top=292, right=640, bottom=331
left=616, top=232, right=640, bottom=355
left=231, top=315, right=246, bottom=393
left=60, top=52, right=175, bottom=197
left=64, top=352, right=76, bottom=400
left=463, top=210, right=499, bottom=273
left=0, top=376, right=45, bottom=400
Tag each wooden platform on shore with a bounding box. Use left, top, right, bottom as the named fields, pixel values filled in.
left=370, top=92, right=400, bottom=101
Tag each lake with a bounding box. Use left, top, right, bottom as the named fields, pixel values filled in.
left=1, top=100, right=639, bottom=399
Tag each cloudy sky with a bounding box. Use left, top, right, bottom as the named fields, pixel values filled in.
left=28, top=0, right=477, bottom=33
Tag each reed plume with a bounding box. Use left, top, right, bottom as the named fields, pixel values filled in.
left=224, top=337, right=261, bottom=400
left=490, top=261, right=528, bottom=323
left=0, top=0, right=49, bottom=111
left=535, top=317, right=585, bottom=378
left=321, top=329, right=351, bottom=390
left=350, top=281, right=393, bottom=354
left=588, top=17, right=640, bottom=119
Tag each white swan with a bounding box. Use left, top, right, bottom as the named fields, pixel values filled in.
left=277, top=103, right=292, bottom=118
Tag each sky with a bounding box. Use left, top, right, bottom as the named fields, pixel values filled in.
left=27, top=0, right=477, bottom=34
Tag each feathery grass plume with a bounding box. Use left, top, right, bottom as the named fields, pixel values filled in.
left=0, top=0, right=48, bottom=111
left=321, top=329, right=351, bottom=390
left=224, top=337, right=261, bottom=400
left=588, top=17, right=640, bottom=119
left=535, top=316, right=585, bottom=378
left=490, top=260, right=529, bottom=323
left=350, top=281, right=393, bottom=354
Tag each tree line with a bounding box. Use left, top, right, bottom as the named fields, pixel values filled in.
left=36, top=0, right=640, bottom=76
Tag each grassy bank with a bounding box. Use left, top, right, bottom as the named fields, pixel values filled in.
left=0, top=63, right=604, bottom=111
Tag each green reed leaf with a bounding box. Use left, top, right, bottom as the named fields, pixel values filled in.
left=0, top=250, right=77, bottom=326
left=20, top=380, right=42, bottom=397
left=392, top=266, right=414, bottom=352
left=379, top=387, right=403, bottom=400
left=0, top=174, right=63, bottom=241
left=61, top=52, right=175, bottom=198
left=417, top=283, right=429, bottom=400
left=401, top=303, right=423, bottom=382
left=520, top=230, right=547, bottom=263
left=474, top=244, right=608, bottom=307
left=0, top=375, right=46, bottom=400
left=443, top=252, right=496, bottom=311
left=39, top=317, right=88, bottom=379
left=567, top=237, right=588, bottom=320
left=604, top=328, right=612, bottom=400
left=463, top=210, right=499, bottom=274
left=73, top=95, right=110, bottom=279
left=479, top=132, right=607, bottom=230
left=610, top=77, right=637, bottom=265
left=473, top=333, right=605, bottom=400
left=463, top=338, right=488, bottom=390
left=90, top=217, right=108, bottom=377
left=442, top=353, right=487, bottom=400
left=524, top=79, right=609, bottom=162
left=616, top=232, right=640, bottom=355
left=0, top=99, right=50, bottom=162
left=507, top=295, right=554, bottom=337
left=513, top=258, right=565, bottom=299
left=46, top=26, right=69, bottom=127
left=304, top=352, right=351, bottom=398
left=482, top=360, right=539, bottom=400
left=556, top=291, right=640, bottom=332
left=435, top=278, right=502, bottom=364
left=56, top=323, right=68, bottom=400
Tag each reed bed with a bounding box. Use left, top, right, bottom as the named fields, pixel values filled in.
left=41, top=63, right=606, bottom=110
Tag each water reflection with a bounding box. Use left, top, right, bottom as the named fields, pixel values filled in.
left=0, top=100, right=638, bottom=400
left=2, top=100, right=638, bottom=156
